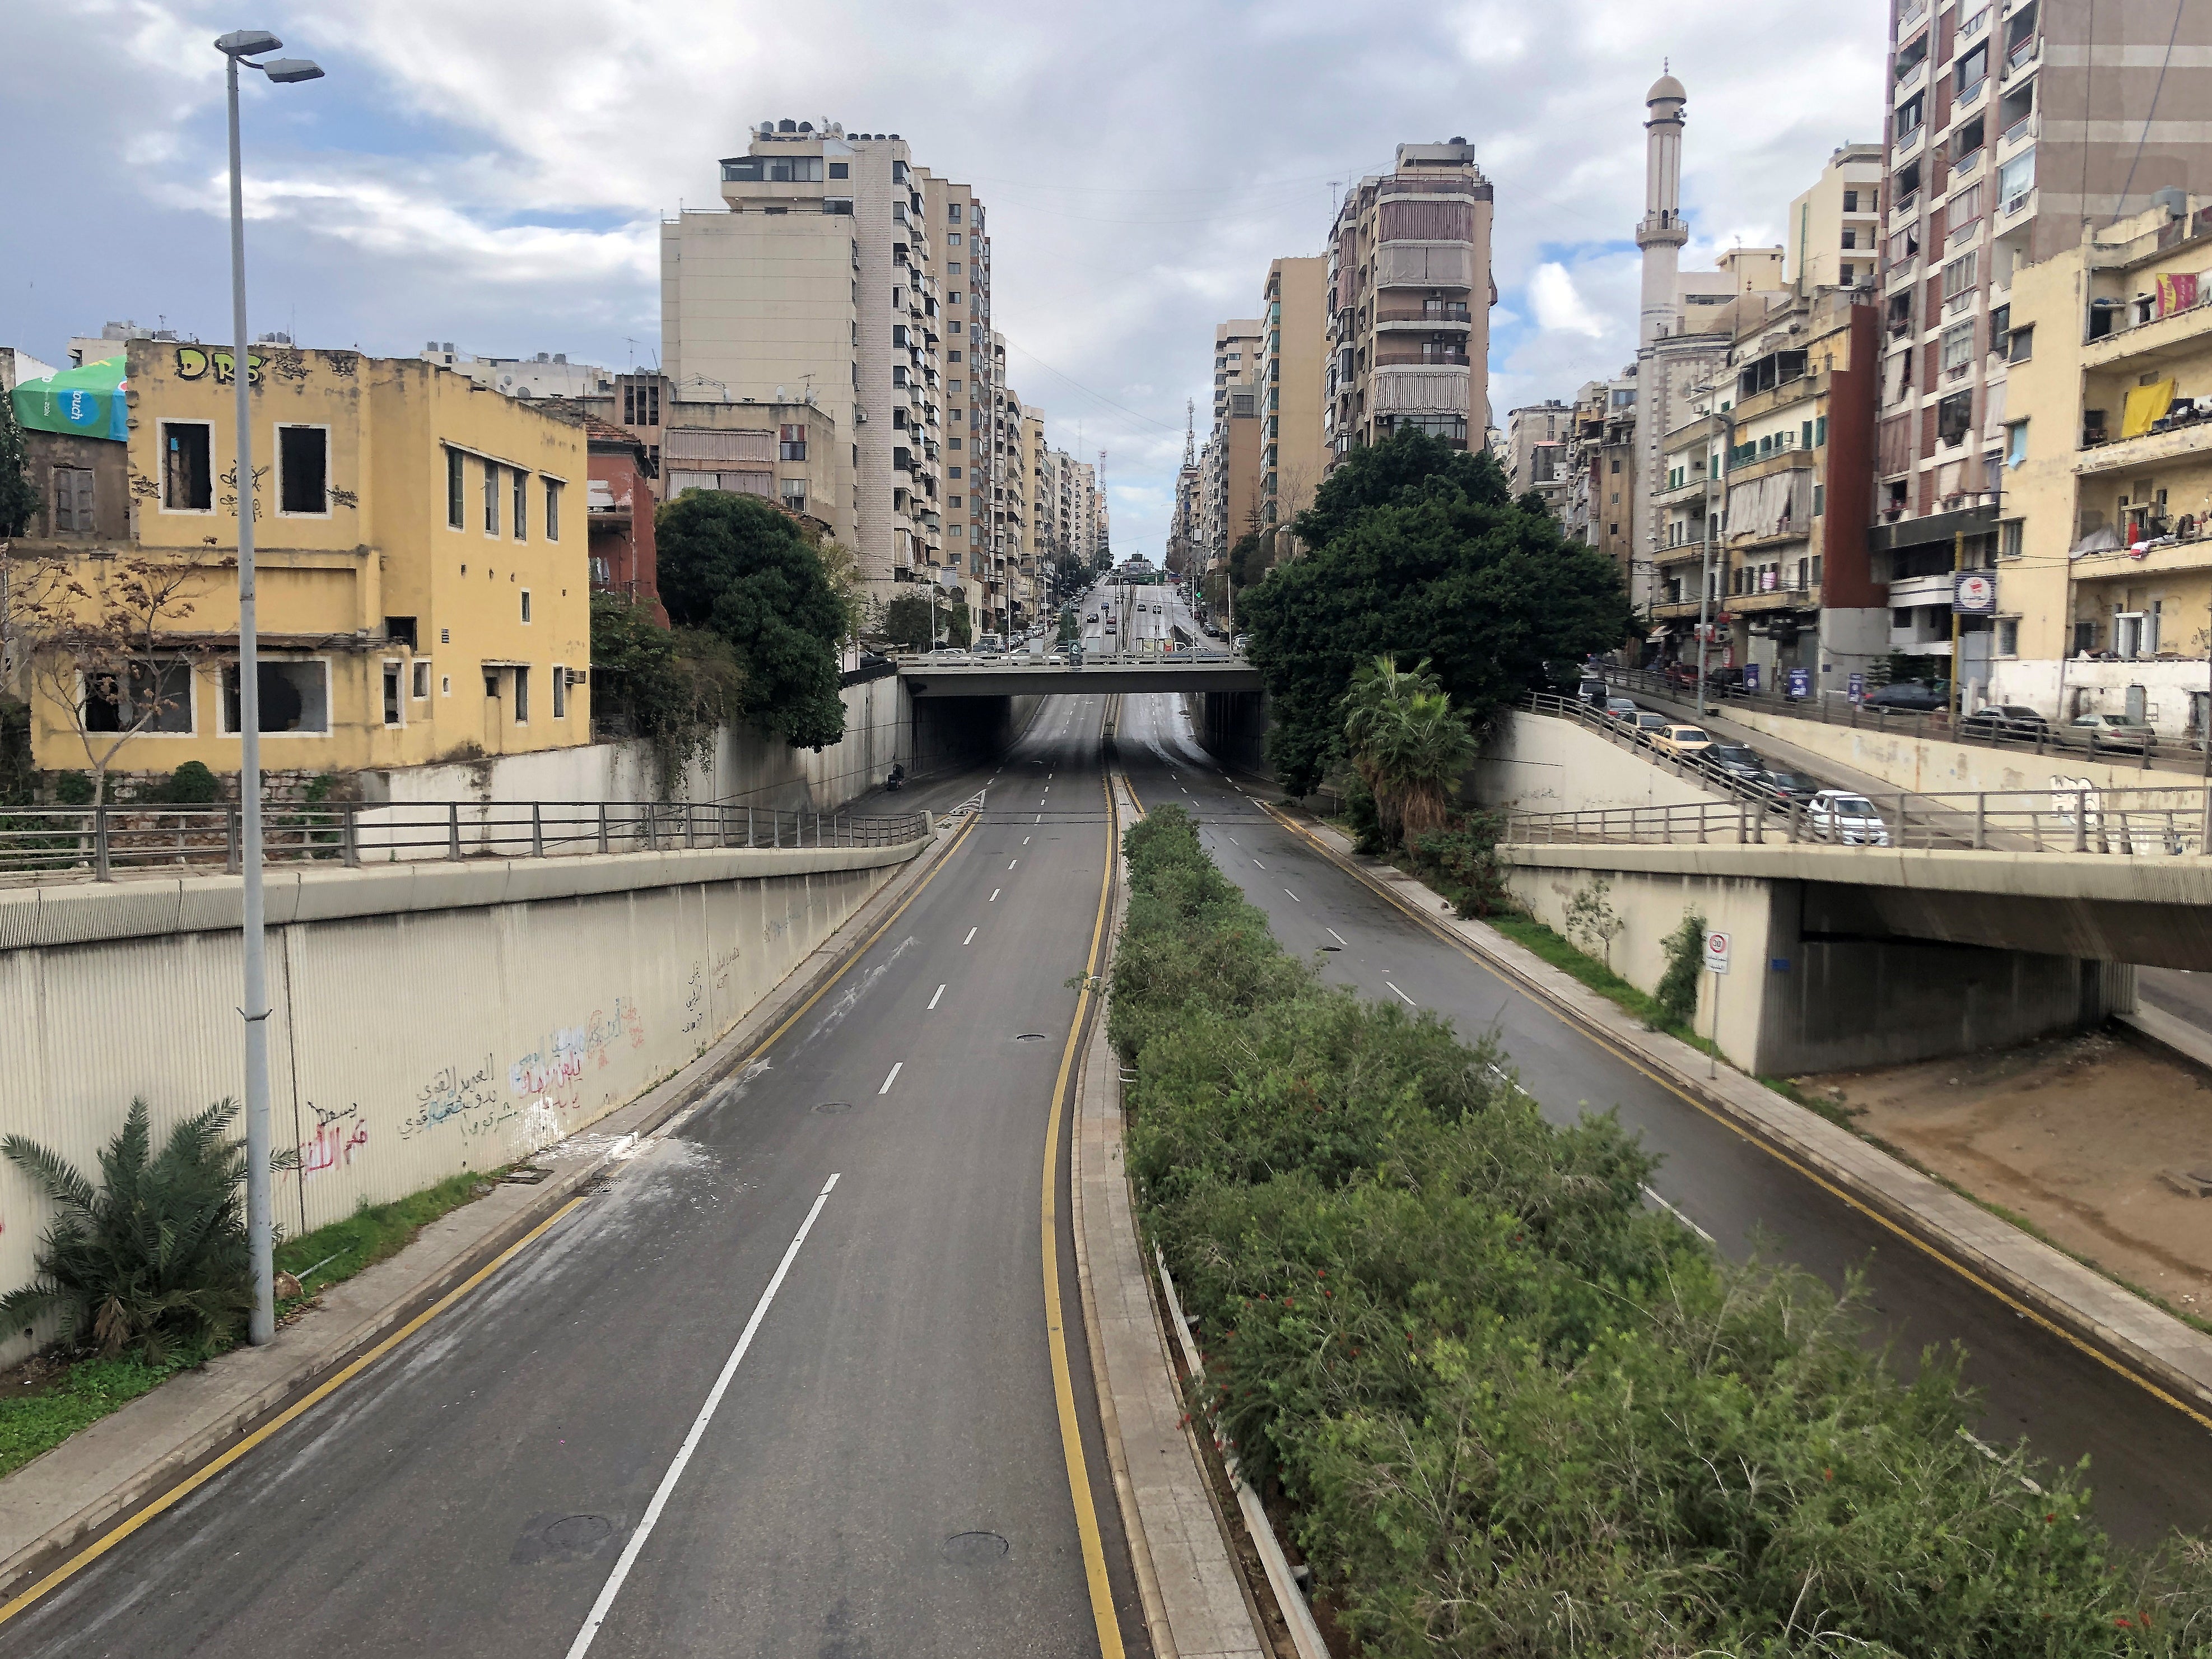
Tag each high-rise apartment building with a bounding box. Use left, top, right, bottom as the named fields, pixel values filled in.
left=1325, top=141, right=1495, bottom=463
left=663, top=119, right=989, bottom=616
left=1874, top=0, right=2212, bottom=662
left=1505, top=401, right=1572, bottom=518
left=924, top=172, right=993, bottom=620
left=1258, top=257, right=1330, bottom=554
left=1787, top=143, right=1886, bottom=291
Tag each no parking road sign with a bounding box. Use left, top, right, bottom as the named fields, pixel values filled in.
left=1703, top=929, right=1732, bottom=975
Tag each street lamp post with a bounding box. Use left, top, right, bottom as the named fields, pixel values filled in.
left=216, top=28, right=323, bottom=1346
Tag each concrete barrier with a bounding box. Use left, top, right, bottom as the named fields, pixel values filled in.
left=0, top=838, right=926, bottom=1363
left=1474, top=709, right=1733, bottom=815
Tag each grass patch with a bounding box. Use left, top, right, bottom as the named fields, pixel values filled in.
left=0, top=1168, right=502, bottom=1482
left=274, top=1167, right=504, bottom=1303
left=1480, top=911, right=1715, bottom=1051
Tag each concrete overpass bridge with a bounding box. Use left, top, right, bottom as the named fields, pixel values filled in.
left=1484, top=700, right=2212, bottom=1074
left=895, top=656, right=1263, bottom=698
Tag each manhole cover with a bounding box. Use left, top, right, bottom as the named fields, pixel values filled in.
left=545, top=1514, right=614, bottom=1550
left=813, top=1102, right=854, bottom=1114
left=942, top=1531, right=1010, bottom=1564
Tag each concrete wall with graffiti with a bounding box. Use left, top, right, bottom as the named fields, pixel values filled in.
left=0, top=837, right=924, bottom=1362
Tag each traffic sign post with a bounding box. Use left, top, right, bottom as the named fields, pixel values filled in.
left=1702, top=928, right=1731, bottom=1077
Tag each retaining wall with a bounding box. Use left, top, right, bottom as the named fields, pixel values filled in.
left=1474, top=710, right=1732, bottom=815
left=0, top=838, right=925, bottom=1363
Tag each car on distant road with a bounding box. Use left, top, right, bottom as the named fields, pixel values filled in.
left=1651, top=723, right=1715, bottom=758
left=1866, top=679, right=1948, bottom=712
left=1757, top=768, right=1823, bottom=806
left=1806, top=789, right=1890, bottom=845
left=1603, top=695, right=1640, bottom=721
left=1959, top=704, right=2052, bottom=740
left=2070, top=712, right=2158, bottom=751
left=1702, top=743, right=1768, bottom=784
left=1629, top=710, right=1669, bottom=740
left=1576, top=676, right=1610, bottom=709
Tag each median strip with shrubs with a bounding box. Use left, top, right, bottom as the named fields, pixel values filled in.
left=1111, top=804, right=2208, bottom=1656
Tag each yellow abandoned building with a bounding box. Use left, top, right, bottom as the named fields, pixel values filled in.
left=8, top=340, right=593, bottom=780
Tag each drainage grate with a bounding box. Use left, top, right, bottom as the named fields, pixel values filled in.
left=942, top=1531, right=1010, bottom=1564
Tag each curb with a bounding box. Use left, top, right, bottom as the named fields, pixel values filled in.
left=1260, top=801, right=2212, bottom=1438
left=0, top=818, right=970, bottom=1609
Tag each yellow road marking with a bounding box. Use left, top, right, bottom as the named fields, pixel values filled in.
left=0, top=810, right=985, bottom=1627
left=1040, top=766, right=1126, bottom=1659
left=1255, top=798, right=2212, bottom=1437
left=0, top=1197, right=585, bottom=1627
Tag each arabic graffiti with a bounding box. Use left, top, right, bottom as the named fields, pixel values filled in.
left=683, top=968, right=706, bottom=1035
left=400, top=1055, right=501, bottom=1141
left=507, top=1000, right=645, bottom=1096
left=301, top=1100, right=370, bottom=1180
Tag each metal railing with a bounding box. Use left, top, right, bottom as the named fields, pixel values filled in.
left=0, top=800, right=930, bottom=882
left=1505, top=783, right=2211, bottom=856
left=1522, top=691, right=2212, bottom=854
left=1600, top=665, right=2211, bottom=774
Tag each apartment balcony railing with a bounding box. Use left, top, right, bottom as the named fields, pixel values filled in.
left=1375, top=305, right=1472, bottom=327
left=0, top=801, right=933, bottom=882
left=2004, top=35, right=2040, bottom=78
left=1376, top=346, right=1471, bottom=367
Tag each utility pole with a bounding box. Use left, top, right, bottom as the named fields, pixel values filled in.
left=1694, top=391, right=1736, bottom=722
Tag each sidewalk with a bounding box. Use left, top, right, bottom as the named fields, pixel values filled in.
left=1070, top=777, right=1273, bottom=1659
left=0, top=819, right=965, bottom=1609
left=1273, top=806, right=2212, bottom=1431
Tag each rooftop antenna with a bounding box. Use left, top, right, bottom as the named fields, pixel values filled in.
left=1182, top=398, right=1195, bottom=471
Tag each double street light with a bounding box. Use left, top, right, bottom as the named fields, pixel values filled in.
left=215, top=28, right=323, bottom=1346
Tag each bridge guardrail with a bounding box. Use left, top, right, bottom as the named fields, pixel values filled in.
left=1600, top=666, right=2208, bottom=774
left=1516, top=692, right=2212, bottom=854
left=0, top=801, right=930, bottom=883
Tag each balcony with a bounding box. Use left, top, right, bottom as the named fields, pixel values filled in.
left=1730, top=580, right=1819, bottom=614
left=1375, top=345, right=1471, bottom=368
left=2003, top=34, right=2040, bottom=80
left=1375, top=305, right=1472, bottom=330
left=2076, top=416, right=2212, bottom=477
left=1650, top=596, right=1710, bottom=621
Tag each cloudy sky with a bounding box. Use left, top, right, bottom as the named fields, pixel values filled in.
left=6, top=0, right=1884, bottom=557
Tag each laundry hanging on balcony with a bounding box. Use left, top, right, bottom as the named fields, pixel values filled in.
left=2121, top=377, right=2176, bottom=439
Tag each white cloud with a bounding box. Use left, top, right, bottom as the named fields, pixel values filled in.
left=1528, top=263, right=1606, bottom=339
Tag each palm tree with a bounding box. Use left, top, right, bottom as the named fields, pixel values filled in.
left=1, top=1098, right=254, bottom=1362
left=1340, top=656, right=1474, bottom=846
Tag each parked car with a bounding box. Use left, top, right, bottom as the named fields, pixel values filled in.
left=1651, top=723, right=1715, bottom=759
left=1603, top=695, right=1640, bottom=721
left=1702, top=743, right=1768, bottom=784
left=1806, top=789, right=1891, bottom=845
left=1958, top=704, right=2051, bottom=741
left=1629, top=710, right=1669, bottom=740
left=1757, top=768, right=1823, bottom=806
left=1866, top=679, right=1948, bottom=712
left=2071, top=712, right=2157, bottom=751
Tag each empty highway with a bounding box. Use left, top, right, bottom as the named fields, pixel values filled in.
left=0, top=699, right=1144, bottom=1659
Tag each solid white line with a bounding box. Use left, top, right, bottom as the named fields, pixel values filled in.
left=878, top=1063, right=903, bottom=1095
left=1326, top=927, right=1348, bottom=946
left=1008, top=858, right=1018, bottom=870
left=1284, top=889, right=1301, bottom=903
left=991, top=888, right=1001, bottom=901
left=563, top=1173, right=840, bottom=1659
left=928, top=983, right=946, bottom=1011
left=1641, top=1184, right=1715, bottom=1244
left=1251, top=858, right=1265, bottom=869
left=1385, top=982, right=1417, bottom=1007
left=1022, top=836, right=1031, bottom=845
left=963, top=927, right=977, bottom=945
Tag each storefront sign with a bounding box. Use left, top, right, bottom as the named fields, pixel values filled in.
left=1953, top=571, right=1997, bottom=615
left=1785, top=667, right=1811, bottom=698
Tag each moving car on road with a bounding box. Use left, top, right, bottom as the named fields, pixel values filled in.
left=1651, top=723, right=1715, bottom=759
left=1959, top=704, right=2052, bottom=740
left=1702, top=743, right=1768, bottom=784
left=1805, top=789, right=1890, bottom=845
left=1866, top=678, right=1948, bottom=712
left=1629, top=710, right=1669, bottom=740
left=2070, top=712, right=2157, bottom=752
left=1603, top=695, right=1640, bottom=721
left=1757, top=768, right=1823, bottom=806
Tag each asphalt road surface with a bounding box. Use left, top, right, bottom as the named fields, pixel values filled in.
left=1113, top=691, right=2212, bottom=1549
left=1, top=696, right=1145, bottom=1659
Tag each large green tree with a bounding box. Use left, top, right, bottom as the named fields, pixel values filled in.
left=1244, top=429, right=1631, bottom=794
left=657, top=490, right=847, bottom=749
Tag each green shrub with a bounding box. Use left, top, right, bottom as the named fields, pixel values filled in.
left=1408, top=813, right=1510, bottom=918
left=1656, top=908, right=1706, bottom=1028
left=1114, top=826, right=2212, bottom=1655
left=157, top=761, right=222, bottom=805
left=49, top=770, right=94, bottom=806
left=0, top=1099, right=253, bottom=1363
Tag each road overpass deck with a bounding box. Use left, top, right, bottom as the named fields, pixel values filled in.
left=897, top=658, right=1262, bottom=696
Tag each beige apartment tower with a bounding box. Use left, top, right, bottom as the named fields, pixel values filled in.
left=1259, top=257, right=1329, bottom=557
left=1325, top=141, right=1495, bottom=463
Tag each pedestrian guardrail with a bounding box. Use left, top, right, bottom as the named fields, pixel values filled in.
left=1599, top=666, right=2207, bottom=774
left=0, top=801, right=930, bottom=882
